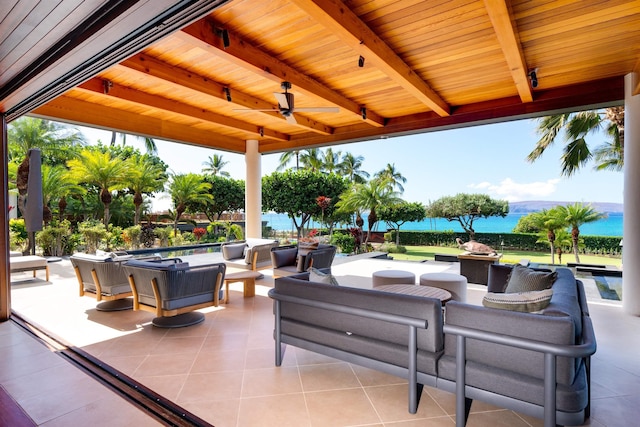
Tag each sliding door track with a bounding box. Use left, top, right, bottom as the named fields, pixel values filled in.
left=10, top=312, right=213, bottom=427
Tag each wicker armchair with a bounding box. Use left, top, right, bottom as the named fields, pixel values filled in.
left=70, top=252, right=154, bottom=311
left=122, top=259, right=226, bottom=328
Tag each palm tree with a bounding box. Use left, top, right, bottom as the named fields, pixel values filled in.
left=374, top=163, right=407, bottom=192
left=128, top=157, right=167, bottom=225
left=530, top=208, right=567, bottom=264
left=340, top=152, right=370, bottom=184
left=7, top=117, right=85, bottom=216
left=557, top=202, right=607, bottom=263
left=67, top=150, right=132, bottom=226
left=110, top=131, right=157, bottom=154
left=277, top=150, right=300, bottom=170
left=167, top=173, right=212, bottom=236
left=527, top=107, right=624, bottom=176
left=337, top=178, right=402, bottom=246
left=202, top=154, right=231, bottom=177
left=322, top=148, right=342, bottom=173
left=299, top=149, right=323, bottom=172
left=40, top=165, right=84, bottom=225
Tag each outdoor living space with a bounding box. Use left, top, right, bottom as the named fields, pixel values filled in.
left=3, top=254, right=639, bottom=427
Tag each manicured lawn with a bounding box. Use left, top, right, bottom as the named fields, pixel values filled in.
left=388, top=245, right=623, bottom=268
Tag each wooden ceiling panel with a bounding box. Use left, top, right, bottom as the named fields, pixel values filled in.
left=4, top=0, right=633, bottom=153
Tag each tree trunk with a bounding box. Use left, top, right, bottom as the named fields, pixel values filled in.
left=548, top=230, right=556, bottom=264
left=16, top=156, right=29, bottom=217
left=58, top=197, right=67, bottom=221
left=572, top=226, right=581, bottom=263
left=100, top=188, right=112, bottom=226
left=133, top=192, right=143, bottom=225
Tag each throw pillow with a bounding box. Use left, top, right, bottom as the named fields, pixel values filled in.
left=309, top=267, right=340, bottom=286
left=504, top=264, right=557, bottom=293
left=222, top=243, right=247, bottom=260
left=298, top=241, right=319, bottom=256
left=482, top=289, right=553, bottom=313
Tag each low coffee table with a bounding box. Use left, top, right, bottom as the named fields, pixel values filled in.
left=375, top=284, right=452, bottom=304
left=223, top=270, right=263, bottom=303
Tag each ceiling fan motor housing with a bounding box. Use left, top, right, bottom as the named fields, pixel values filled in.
left=279, top=92, right=294, bottom=114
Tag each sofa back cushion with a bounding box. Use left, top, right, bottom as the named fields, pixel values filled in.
left=275, top=274, right=443, bottom=353
left=505, top=264, right=557, bottom=293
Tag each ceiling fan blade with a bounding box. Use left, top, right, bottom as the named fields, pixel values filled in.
left=273, top=92, right=289, bottom=109
left=293, top=107, right=340, bottom=113
left=232, top=108, right=278, bottom=112
left=285, top=114, right=297, bottom=124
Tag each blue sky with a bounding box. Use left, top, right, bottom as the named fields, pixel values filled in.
left=77, top=118, right=623, bottom=211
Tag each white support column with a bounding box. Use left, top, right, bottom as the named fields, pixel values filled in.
left=245, top=139, right=262, bottom=238
left=623, top=72, right=640, bottom=315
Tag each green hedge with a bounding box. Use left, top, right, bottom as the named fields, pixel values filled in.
left=390, top=231, right=622, bottom=255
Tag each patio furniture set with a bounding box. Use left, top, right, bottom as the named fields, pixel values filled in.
left=269, top=263, right=596, bottom=427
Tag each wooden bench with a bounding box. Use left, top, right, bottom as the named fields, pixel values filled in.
left=10, top=255, right=49, bottom=281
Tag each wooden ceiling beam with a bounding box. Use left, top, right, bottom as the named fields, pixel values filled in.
left=179, top=19, right=385, bottom=128
left=290, top=0, right=450, bottom=117
left=32, top=95, right=247, bottom=152
left=121, top=54, right=333, bottom=135
left=483, top=0, right=533, bottom=103
left=261, top=76, right=624, bottom=153
left=76, top=78, right=290, bottom=142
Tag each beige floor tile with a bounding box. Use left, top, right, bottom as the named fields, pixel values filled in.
left=177, top=371, right=243, bottom=403
left=137, top=374, right=187, bottom=401
left=191, top=348, right=247, bottom=373
left=299, top=362, right=361, bottom=392
left=180, top=398, right=241, bottom=427
left=304, top=388, right=381, bottom=426
left=201, top=333, right=249, bottom=352
left=238, top=393, right=311, bottom=427
left=462, top=410, right=531, bottom=427
left=364, top=384, right=448, bottom=422
left=150, top=335, right=206, bottom=355
left=241, top=366, right=303, bottom=397
left=384, top=417, right=454, bottom=426
left=133, top=352, right=197, bottom=376
left=244, top=346, right=296, bottom=369
left=350, top=364, right=407, bottom=387
left=40, top=393, right=164, bottom=427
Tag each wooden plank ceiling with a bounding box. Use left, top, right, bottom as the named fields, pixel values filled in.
left=3, top=0, right=640, bottom=154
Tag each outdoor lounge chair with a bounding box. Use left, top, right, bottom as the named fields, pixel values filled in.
left=122, top=258, right=226, bottom=328
left=70, top=252, right=144, bottom=311
left=271, top=243, right=337, bottom=278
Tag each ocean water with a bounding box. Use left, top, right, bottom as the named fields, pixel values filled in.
left=262, top=212, right=623, bottom=237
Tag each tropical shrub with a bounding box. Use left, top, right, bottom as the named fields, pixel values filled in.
left=9, top=218, right=27, bottom=251
left=123, top=225, right=142, bottom=249
left=78, top=220, right=108, bottom=253
left=330, top=231, right=355, bottom=254
left=155, top=226, right=172, bottom=247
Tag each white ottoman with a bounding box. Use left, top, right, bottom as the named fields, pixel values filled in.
left=419, top=272, right=467, bottom=302
left=372, top=270, right=415, bottom=287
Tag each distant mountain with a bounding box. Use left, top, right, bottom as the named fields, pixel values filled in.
left=509, top=201, right=623, bottom=214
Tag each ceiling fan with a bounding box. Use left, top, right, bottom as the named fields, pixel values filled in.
left=235, top=81, right=339, bottom=124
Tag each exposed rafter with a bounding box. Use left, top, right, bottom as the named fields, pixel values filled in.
left=483, top=0, right=533, bottom=103
left=290, top=0, right=450, bottom=117
left=33, top=95, right=247, bottom=152
left=120, top=54, right=334, bottom=135
left=77, top=78, right=290, bottom=141
left=179, top=19, right=385, bottom=128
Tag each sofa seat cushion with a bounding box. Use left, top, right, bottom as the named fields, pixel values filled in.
left=482, top=289, right=553, bottom=313
left=505, top=264, right=557, bottom=293
left=437, top=355, right=588, bottom=412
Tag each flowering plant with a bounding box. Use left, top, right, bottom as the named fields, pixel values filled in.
left=192, top=227, right=206, bottom=241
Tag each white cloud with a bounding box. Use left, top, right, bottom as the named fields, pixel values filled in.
left=468, top=178, right=560, bottom=202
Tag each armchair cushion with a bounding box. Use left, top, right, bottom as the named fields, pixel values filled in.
left=271, top=247, right=298, bottom=268
left=309, top=267, right=340, bottom=286
left=505, top=264, right=556, bottom=293
left=222, top=242, right=248, bottom=260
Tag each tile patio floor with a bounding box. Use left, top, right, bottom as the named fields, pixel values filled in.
left=2, top=254, right=639, bottom=426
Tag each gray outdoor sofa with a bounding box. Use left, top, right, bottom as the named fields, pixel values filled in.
left=268, top=264, right=596, bottom=427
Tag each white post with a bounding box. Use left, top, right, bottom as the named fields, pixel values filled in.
left=245, top=140, right=262, bottom=238
left=623, top=73, right=640, bottom=315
